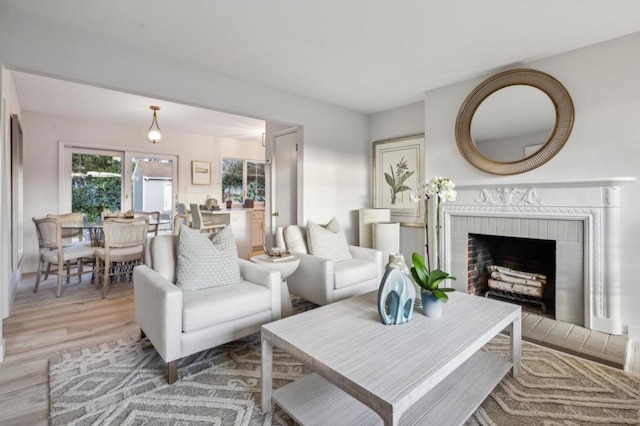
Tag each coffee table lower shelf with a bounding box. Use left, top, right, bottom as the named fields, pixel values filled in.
left=273, top=350, right=511, bottom=426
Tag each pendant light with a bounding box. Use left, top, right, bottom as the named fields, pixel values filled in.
left=146, top=106, right=163, bottom=144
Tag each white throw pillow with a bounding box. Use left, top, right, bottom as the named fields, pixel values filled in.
left=176, top=224, right=241, bottom=290
left=283, top=225, right=309, bottom=254
left=306, top=218, right=352, bottom=261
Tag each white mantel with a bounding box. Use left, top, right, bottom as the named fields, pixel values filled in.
left=438, top=177, right=636, bottom=335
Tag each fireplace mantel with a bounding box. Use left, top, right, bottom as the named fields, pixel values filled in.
left=439, top=177, right=636, bottom=335
left=454, top=177, right=636, bottom=190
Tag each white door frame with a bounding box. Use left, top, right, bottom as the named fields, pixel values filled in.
left=265, top=126, right=303, bottom=248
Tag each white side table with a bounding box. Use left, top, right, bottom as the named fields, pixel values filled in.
left=250, top=254, right=300, bottom=318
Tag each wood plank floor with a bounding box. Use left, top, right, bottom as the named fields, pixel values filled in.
left=1, top=272, right=639, bottom=425
left=0, top=272, right=138, bottom=426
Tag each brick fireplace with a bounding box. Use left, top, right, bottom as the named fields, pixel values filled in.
left=438, top=177, right=634, bottom=335
left=468, top=233, right=556, bottom=316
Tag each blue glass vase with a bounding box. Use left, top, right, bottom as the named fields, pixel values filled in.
left=377, top=254, right=415, bottom=325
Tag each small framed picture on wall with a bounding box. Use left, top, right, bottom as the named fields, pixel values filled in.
left=191, top=160, right=211, bottom=185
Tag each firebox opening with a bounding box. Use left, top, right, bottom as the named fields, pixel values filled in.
left=468, top=233, right=556, bottom=317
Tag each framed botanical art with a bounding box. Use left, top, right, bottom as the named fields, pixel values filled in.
left=191, top=160, right=211, bottom=185
left=373, top=134, right=424, bottom=225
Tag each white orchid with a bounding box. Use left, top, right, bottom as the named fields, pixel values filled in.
left=413, top=176, right=457, bottom=203
left=412, top=176, right=456, bottom=273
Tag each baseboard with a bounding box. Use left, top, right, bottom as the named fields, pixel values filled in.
left=0, top=338, right=5, bottom=362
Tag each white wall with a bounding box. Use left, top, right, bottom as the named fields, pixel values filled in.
left=369, top=101, right=426, bottom=264
left=421, top=33, right=640, bottom=334
left=21, top=111, right=266, bottom=273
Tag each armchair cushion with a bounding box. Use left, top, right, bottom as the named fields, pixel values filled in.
left=182, top=281, right=273, bottom=332
left=282, top=225, right=308, bottom=254
left=306, top=218, right=352, bottom=261
left=333, top=258, right=379, bottom=289
left=176, top=225, right=241, bottom=290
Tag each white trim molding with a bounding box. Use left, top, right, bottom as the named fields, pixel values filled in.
left=441, top=177, right=635, bottom=335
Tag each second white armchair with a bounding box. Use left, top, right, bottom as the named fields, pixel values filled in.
left=276, top=222, right=383, bottom=306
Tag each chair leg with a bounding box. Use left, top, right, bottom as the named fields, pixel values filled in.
left=94, top=257, right=103, bottom=289
left=66, top=261, right=71, bottom=284
left=167, top=361, right=178, bottom=384
left=33, top=268, right=42, bottom=293
left=44, top=263, right=52, bottom=280
left=56, top=265, right=63, bottom=298
left=102, top=261, right=109, bottom=298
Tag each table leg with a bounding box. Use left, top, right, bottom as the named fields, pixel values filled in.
left=261, top=335, right=273, bottom=413
left=281, top=279, right=293, bottom=318
left=510, top=313, right=522, bottom=378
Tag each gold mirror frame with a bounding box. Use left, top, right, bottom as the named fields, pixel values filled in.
left=455, top=69, right=574, bottom=175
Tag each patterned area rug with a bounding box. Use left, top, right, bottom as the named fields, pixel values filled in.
left=50, top=307, right=639, bottom=425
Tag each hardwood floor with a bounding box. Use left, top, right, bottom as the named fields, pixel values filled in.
left=0, top=272, right=138, bottom=426
left=1, top=272, right=639, bottom=425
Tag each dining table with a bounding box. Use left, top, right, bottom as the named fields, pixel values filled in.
left=61, top=218, right=170, bottom=246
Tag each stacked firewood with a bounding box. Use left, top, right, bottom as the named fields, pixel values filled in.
left=487, top=265, right=546, bottom=298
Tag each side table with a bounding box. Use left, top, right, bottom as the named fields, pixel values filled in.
left=250, top=254, right=300, bottom=318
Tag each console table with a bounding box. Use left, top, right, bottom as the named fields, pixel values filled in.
left=261, top=291, right=521, bottom=425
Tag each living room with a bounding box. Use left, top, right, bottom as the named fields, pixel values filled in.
left=1, top=1, right=640, bottom=424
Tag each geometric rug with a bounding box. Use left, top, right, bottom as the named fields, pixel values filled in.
left=50, top=320, right=640, bottom=425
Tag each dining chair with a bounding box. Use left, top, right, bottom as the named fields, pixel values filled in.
left=176, top=202, right=190, bottom=227
left=134, top=210, right=161, bottom=236
left=32, top=217, right=96, bottom=297
left=189, top=203, right=226, bottom=233
left=47, top=212, right=89, bottom=246
left=94, top=217, right=149, bottom=298
left=173, top=213, right=188, bottom=235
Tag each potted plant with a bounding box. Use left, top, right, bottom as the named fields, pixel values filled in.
left=410, top=252, right=456, bottom=318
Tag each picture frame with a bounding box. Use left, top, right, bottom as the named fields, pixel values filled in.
left=373, top=134, right=425, bottom=225
left=191, top=160, right=211, bottom=185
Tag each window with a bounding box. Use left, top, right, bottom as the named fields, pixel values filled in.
left=71, top=151, right=122, bottom=221
left=62, top=145, right=177, bottom=224
left=221, top=158, right=265, bottom=203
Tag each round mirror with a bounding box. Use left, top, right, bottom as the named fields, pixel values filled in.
left=455, top=69, right=574, bottom=175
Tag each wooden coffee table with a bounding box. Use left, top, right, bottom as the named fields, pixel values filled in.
left=261, top=291, right=521, bottom=425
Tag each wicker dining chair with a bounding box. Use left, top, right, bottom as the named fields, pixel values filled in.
left=94, top=217, right=149, bottom=298
left=32, top=217, right=96, bottom=297
left=46, top=212, right=89, bottom=246
left=134, top=210, right=161, bottom=236
left=172, top=213, right=188, bottom=235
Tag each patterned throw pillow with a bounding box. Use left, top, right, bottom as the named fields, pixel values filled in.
left=176, top=224, right=241, bottom=290
left=306, top=218, right=352, bottom=262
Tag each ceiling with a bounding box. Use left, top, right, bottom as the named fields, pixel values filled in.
left=10, top=71, right=266, bottom=139
left=5, top=0, right=640, bottom=127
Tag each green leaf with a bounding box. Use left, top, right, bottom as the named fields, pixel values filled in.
left=384, top=172, right=395, bottom=188
left=411, top=252, right=429, bottom=283
left=432, top=289, right=450, bottom=303
left=428, top=270, right=456, bottom=289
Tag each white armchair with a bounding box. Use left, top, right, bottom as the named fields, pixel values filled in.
left=133, top=234, right=281, bottom=383
left=276, top=225, right=383, bottom=306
